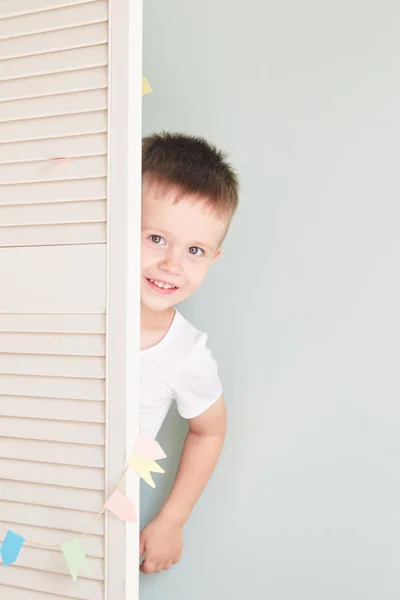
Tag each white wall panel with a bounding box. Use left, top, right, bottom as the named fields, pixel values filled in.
left=0, top=245, right=106, bottom=312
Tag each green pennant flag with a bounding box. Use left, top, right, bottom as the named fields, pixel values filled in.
left=61, top=539, right=91, bottom=582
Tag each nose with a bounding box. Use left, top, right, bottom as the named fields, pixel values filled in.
left=159, top=247, right=183, bottom=276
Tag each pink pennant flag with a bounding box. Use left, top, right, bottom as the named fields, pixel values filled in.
left=105, top=490, right=137, bottom=522
left=133, top=435, right=166, bottom=460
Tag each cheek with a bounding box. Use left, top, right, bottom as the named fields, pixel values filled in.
left=141, top=241, right=161, bottom=267
left=184, top=260, right=211, bottom=288
left=141, top=242, right=149, bottom=267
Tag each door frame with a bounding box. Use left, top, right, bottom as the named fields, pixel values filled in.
left=106, top=0, right=143, bottom=597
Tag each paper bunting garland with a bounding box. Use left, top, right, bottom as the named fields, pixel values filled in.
left=61, top=539, right=91, bottom=582
left=105, top=489, right=137, bottom=522
left=129, top=435, right=166, bottom=488
left=142, top=76, right=152, bottom=95
left=0, top=530, right=25, bottom=566
left=0, top=435, right=166, bottom=582
left=133, top=435, right=167, bottom=460
left=129, top=454, right=165, bottom=488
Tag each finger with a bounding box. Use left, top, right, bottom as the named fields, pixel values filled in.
left=139, top=536, right=145, bottom=560
left=140, top=558, right=156, bottom=575
left=153, top=562, right=164, bottom=573
left=163, top=561, right=173, bottom=571
left=173, top=553, right=182, bottom=565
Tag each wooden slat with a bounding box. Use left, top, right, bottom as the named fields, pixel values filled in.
left=0, top=522, right=103, bottom=558
left=0, top=332, right=105, bottom=355
left=0, top=44, right=108, bottom=81
left=0, top=177, right=107, bottom=205
left=8, top=546, right=103, bottom=580
left=0, top=480, right=104, bottom=512
left=0, top=566, right=104, bottom=600
left=0, top=89, right=108, bottom=122
left=0, top=586, right=68, bottom=600
left=0, top=133, right=107, bottom=164
left=0, top=396, right=105, bottom=423
left=0, top=353, right=104, bottom=378
left=0, top=200, right=106, bottom=226
left=0, top=0, right=100, bottom=20
left=0, top=313, right=106, bottom=334
left=0, top=1, right=108, bottom=40
left=0, top=499, right=104, bottom=543
left=0, top=155, right=107, bottom=184
left=0, top=438, right=105, bottom=468
left=0, top=500, right=104, bottom=536
left=0, top=66, right=108, bottom=101
left=0, top=458, right=104, bottom=490
left=0, top=374, right=105, bottom=400
left=0, top=22, right=108, bottom=59
left=7, top=547, right=102, bottom=580
left=1, top=111, right=107, bottom=143
left=0, top=222, right=107, bottom=247
left=1, top=223, right=107, bottom=250
left=0, top=417, right=105, bottom=445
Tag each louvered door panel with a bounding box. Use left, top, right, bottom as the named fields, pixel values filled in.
left=0, top=315, right=106, bottom=597
left=0, top=0, right=108, bottom=249
left=0, top=1, right=109, bottom=598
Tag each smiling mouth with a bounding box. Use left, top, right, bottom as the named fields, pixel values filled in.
left=146, top=278, right=179, bottom=293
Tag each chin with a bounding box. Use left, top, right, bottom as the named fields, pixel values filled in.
left=141, top=294, right=175, bottom=312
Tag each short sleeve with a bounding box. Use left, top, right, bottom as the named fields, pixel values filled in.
left=173, top=333, right=223, bottom=419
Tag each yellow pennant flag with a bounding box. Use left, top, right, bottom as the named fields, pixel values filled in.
left=61, top=539, right=91, bottom=582
left=128, top=455, right=165, bottom=488
left=142, top=77, right=152, bottom=95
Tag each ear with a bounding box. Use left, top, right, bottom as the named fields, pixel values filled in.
left=213, top=248, right=222, bottom=263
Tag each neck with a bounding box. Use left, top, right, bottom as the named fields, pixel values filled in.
left=141, top=303, right=175, bottom=330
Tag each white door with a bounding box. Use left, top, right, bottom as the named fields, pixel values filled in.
left=0, top=1, right=142, bottom=598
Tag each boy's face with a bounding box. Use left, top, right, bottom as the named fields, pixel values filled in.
left=141, top=180, right=229, bottom=312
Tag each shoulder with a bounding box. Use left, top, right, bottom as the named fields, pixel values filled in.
left=173, top=311, right=220, bottom=383
left=171, top=311, right=210, bottom=356
left=171, top=313, right=223, bottom=418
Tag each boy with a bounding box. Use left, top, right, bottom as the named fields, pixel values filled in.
left=140, top=132, right=239, bottom=574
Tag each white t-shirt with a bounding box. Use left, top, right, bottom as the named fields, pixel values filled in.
left=140, top=310, right=223, bottom=440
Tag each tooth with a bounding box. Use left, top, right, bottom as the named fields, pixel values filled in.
left=149, top=278, right=175, bottom=289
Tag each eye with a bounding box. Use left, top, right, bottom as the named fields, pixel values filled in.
left=189, top=246, right=204, bottom=257
left=149, top=235, right=165, bottom=245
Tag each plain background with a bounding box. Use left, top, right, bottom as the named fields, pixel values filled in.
left=141, top=1, right=400, bottom=598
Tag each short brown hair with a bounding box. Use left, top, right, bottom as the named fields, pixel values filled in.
left=142, top=132, right=239, bottom=218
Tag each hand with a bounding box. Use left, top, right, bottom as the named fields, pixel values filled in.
left=140, top=514, right=183, bottom=574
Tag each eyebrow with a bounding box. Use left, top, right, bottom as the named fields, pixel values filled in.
left=192, top=242, right=214, bottom=252
left=142, top=226, right=171, bottom=236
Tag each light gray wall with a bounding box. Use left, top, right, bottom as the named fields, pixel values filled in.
left=141, top=2, right=400, bottom=598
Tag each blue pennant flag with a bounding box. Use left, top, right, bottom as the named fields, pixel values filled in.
left=0, top=530, right=25, bottom=566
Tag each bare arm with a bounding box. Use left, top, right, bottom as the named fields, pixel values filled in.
left=159, top=395, right=226, bottom=525
left=140, top=396, right=226, bottom=573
